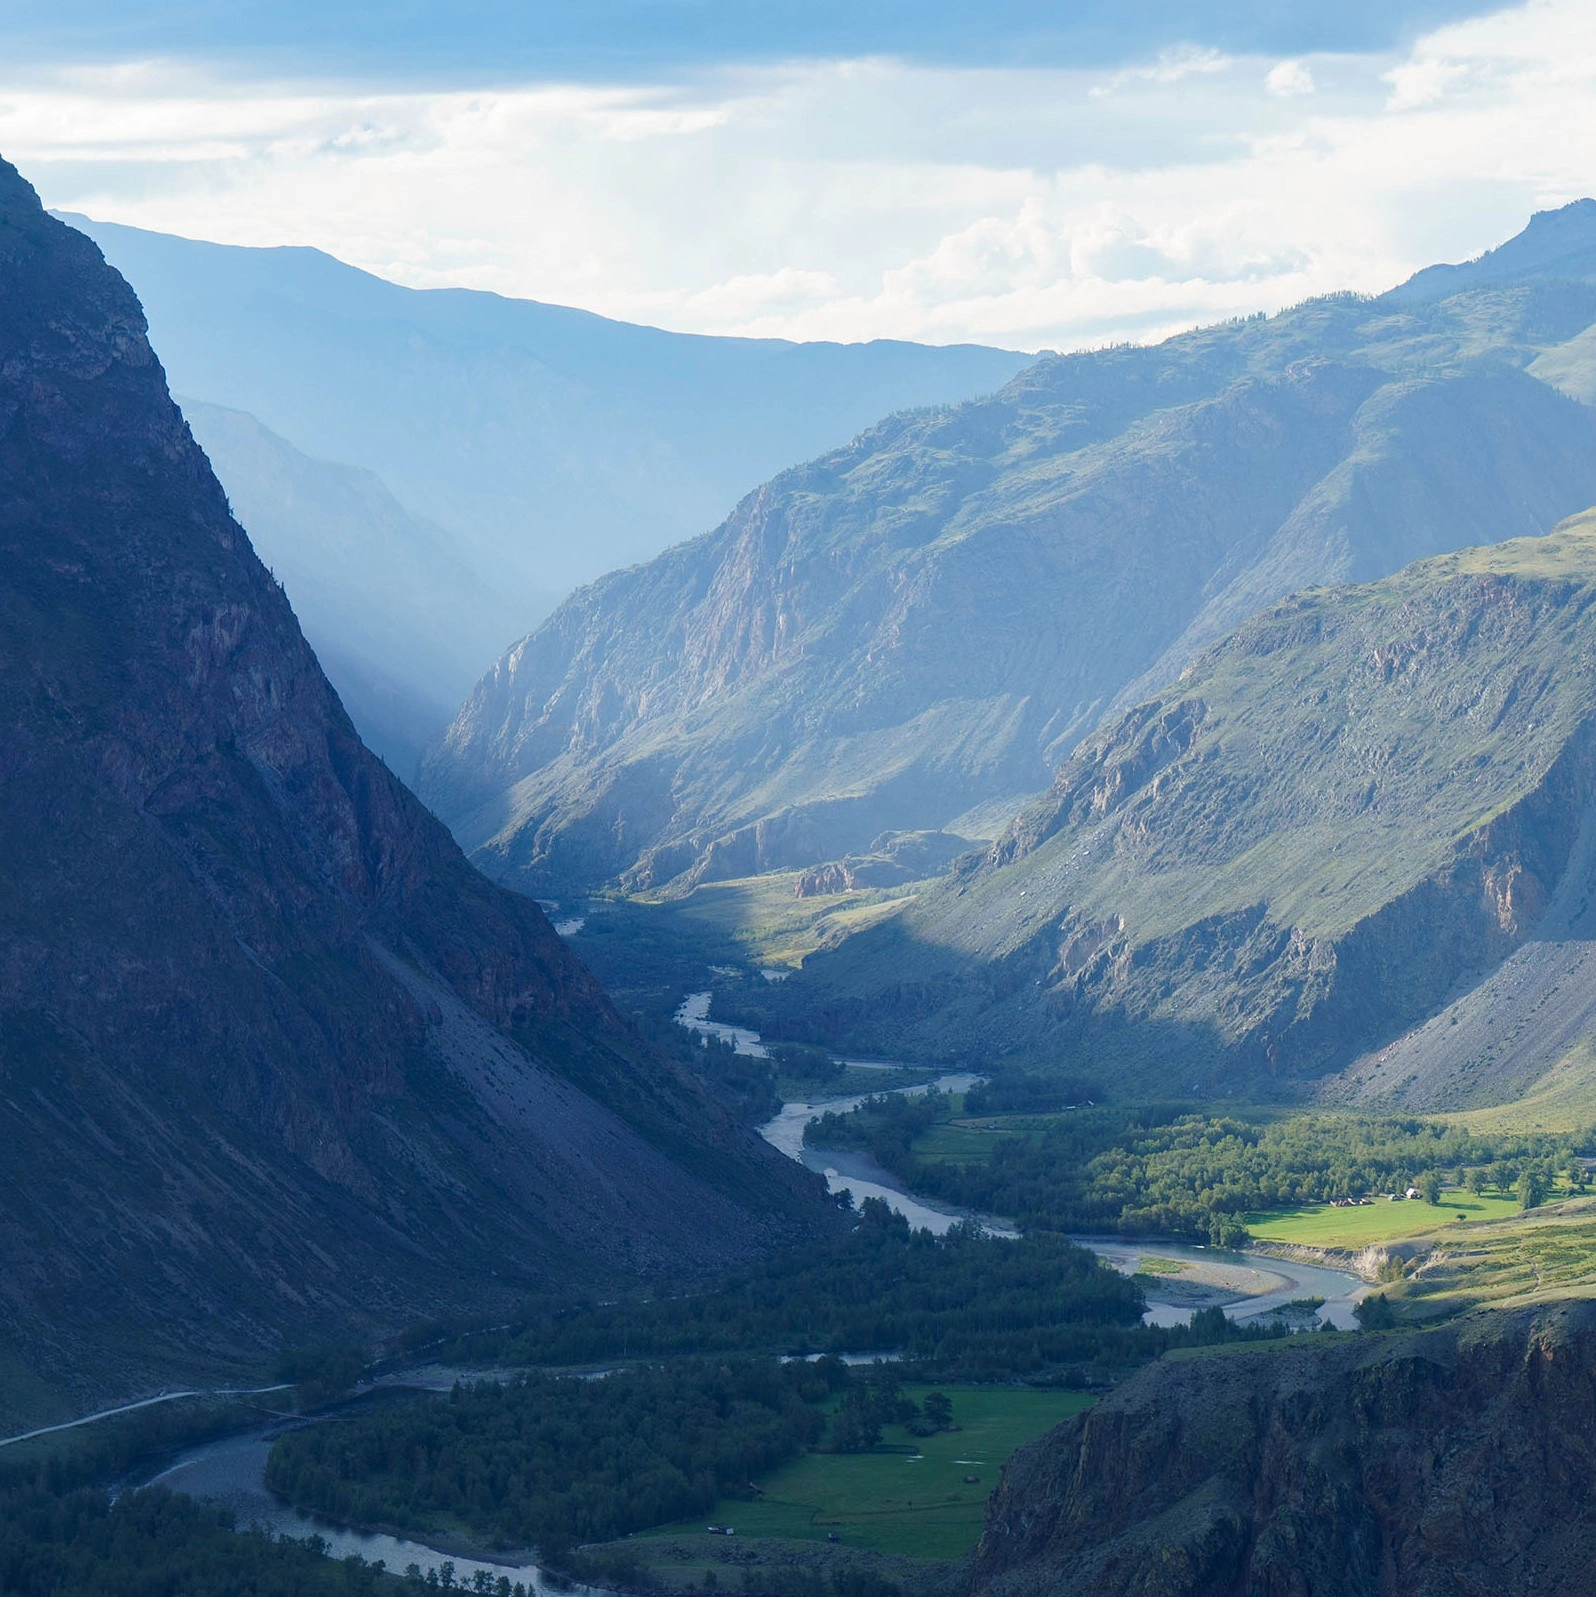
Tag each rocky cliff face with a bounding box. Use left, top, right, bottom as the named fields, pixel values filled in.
left=794, top=515, right=1596, bottom=1092
left=179, top=398, right=521, bottom=778
left=969, top=1301, right=1596, bottom=1597
left=0, top=158, right=823, bottom=1426
left=419, top=205, right=1596, bottom=900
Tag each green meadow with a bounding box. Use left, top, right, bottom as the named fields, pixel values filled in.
left=634, top=871, right=923, bottom=970
left=645, top=1384, right=1090, bottom=1561
left=1246, top=1189, right=1525, bottom=1247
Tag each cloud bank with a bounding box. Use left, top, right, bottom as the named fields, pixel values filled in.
left=1, top=0, right=1591, bottom=350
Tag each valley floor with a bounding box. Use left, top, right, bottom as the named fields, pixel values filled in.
left=640, top=1385, right=1092, bottom=1562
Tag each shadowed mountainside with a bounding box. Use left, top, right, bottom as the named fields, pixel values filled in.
left=969, top=1300, right=1596, bottom=1597
left=0, top=159, right=825, bottom=1427
left=419, top=204, right=1596, bottom=901
left=180, top=398, right=522, bottom=777
left=791, top=513, right=1596, bottom=1095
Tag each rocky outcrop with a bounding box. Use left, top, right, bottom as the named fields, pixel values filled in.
left=420, top=205, right=1596, bottom=900
left=970, top=1301, right=1596, bottom=1596
left=794, top=831, right=975, bottom=897
left=0, top=157, right=825, bottom=1426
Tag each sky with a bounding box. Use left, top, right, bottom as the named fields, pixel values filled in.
left=2, top=0, right=1594, bottom=351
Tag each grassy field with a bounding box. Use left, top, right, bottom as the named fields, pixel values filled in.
left=907, top=1118, right=1005, bottom=1164
left=1394, top=1196, right=1596, bottom=1312
left=1247, top=1189, right=1524, bottom=1247
left=645, top=1384, right=1090, bottom=1562
left=633, top=872, right=923, bottom=969
left=906, top=1111, right=1105, bottom=1165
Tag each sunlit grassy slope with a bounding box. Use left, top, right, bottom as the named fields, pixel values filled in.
left=1440, top=1040, right=1596, bottom=1133
left=809, top=510, right=1596, bottom=1093
left=634, top=871, right=923, bottom=969
left=1395, top=1197, right=1596, bottom=1313
left=923, top=511, right=1596, bottom=959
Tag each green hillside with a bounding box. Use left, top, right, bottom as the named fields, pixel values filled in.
left=796, top=512, right=1596, bottom=1096
left=420, top=206, right=1596, bottom=904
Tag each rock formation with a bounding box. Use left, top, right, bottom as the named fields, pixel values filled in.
left=970, top=1302, right=1596, bottom=1596
left=0, top=157, right=823, bottom=1427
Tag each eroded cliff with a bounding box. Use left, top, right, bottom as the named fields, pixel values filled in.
left=971, top=1301, right=1596, bottom=1597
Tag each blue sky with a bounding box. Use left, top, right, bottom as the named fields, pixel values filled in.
left=1, top=3, right=1506, bottom=77
left=1, top=2, right=1591, bottom=350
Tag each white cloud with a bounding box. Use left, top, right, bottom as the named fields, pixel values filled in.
left=1384, top=57, right=1470, bottom=108
left=1266, top=59, right=1315, bottom=97
left=0, top=2, right=1593, bottom=351
left=1090, top=44, right=1232, bottom=99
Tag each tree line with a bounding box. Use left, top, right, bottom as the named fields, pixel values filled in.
left=406, top=1199, right=1147, bottom=1380
left=268, top=1357, right=848, bottom=1549
left=806, top=1095, right=1587, bottom=1244
left=0, top=1481, right=399, bottom=1596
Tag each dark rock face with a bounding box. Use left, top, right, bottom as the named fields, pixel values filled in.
left=970, top=1302, right=1596, bottom=1597
left=0, top=158, right=823, bottom=1423
left=419, top=205, right=1596, bottom=900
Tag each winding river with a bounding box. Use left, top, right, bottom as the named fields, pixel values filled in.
left=680, top=991, right=1367, bottom=1331
left=137, top=1413, right=596, bottom=1593
left=134, top=992, right=1362, bottom=1577
left=759, top=1078, right=1020, bottom=1237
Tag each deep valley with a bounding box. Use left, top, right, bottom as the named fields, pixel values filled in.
left=7, top=88, right=1596, bottom=1597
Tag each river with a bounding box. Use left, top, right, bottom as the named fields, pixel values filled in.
left=135, top=992, right=1361, bottom=1574
left=1081, top=1238, right=1368, bottom=1331
left=759, top=1079, right=1019, bottom=1237
left=678, top=991, right=1367, bottom=1331
left=138, top=1414, right=598, bottom=1593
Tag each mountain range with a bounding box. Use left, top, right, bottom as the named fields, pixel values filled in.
left=177, top=398, right=521, bottom=775
left=64, top=214, right=1030, bottom=772
left=0, top=160, right=824, bottom=1428
left=419, top=203, right=1596, bottom=910
left=796, top=512, right=1596, bottom=1096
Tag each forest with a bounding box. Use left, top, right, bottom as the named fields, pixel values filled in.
left=0, top=1482, right=405, bottom=1597
left=269, top=1202, right=1290, bottom=1556
left=0, top=1393, right=406, bottom=1595
left=267, top=1357, right=844, bottom=1548
left=805, top=1095, right=1588, bottom=1244
left=405, top=1199, right=1148, bottom=1378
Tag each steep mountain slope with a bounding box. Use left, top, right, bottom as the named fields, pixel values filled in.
left=797, top=514, right=1596, bottom=1093
left=1389, top=197, right=1596, bottom=305
left=970, top=1301, right=1596, bottom=1597
left=0, top=159, right=823, bottom=1427
left=420, top=204, right=1596, bottom=898
left=180, top=399, right=522, bottom=776
left=66, top=211, right=1030, bottom=602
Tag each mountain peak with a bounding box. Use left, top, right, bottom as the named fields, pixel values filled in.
left=0, top=148, right=821, bottom=1423
left=0, top=152, right=37, bottom=215
left=1386, top=197, right=1596, bottom=303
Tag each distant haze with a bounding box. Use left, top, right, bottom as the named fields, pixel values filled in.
left=70, top=214, right=1028, bottom=772
left=418, top=203, right=1596, bottom=913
